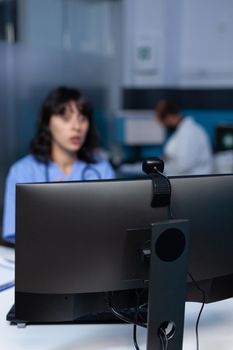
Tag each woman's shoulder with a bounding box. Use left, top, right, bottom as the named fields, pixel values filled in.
left=7, top=154, right=43, bottom=180
left=9, top=154, right=37, bottom=170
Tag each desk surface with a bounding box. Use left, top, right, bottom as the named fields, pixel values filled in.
left=1, top=246, right=233, bottom=350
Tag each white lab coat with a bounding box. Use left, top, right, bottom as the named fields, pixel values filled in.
left=164, top=117, right=213, bottom=176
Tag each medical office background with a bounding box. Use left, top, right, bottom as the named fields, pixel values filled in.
left=0, top=0, right=233, bottom=236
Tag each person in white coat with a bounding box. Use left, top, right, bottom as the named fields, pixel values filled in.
left=155, top=100, right=213, bottom=176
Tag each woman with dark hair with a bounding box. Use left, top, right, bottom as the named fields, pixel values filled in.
left=2, top=86, right=115, bottom=243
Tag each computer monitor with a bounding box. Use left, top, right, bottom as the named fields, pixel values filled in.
left=12, top=173, right=233, bottom=348
left=215, top=124, right=233, bottom=152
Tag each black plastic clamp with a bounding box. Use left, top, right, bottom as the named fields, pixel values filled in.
left=142, top=157, right=171, bottom=207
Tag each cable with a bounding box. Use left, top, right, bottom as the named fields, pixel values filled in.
left=106, top=291, right=147, bottom=350
left=133, top=291, right=141, bottom=350
left=158, top=333, right=165, bottom=350
left=132, top=290, right=145, bottom=350
left=107, top=291, right=172, bottom=350
left=105, top=292, right=147, bottom=328
left=188, top=272, right=206, bottom=350
left=133, top=324, right=140, bottom=350
left=158, top=327, right=168, bottom=350
left=138, top=302, right=148, bottom=323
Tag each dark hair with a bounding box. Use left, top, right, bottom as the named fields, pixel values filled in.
left=157, top=99, right=181, bottom=119
left=30, top=86, right=99, bottom=163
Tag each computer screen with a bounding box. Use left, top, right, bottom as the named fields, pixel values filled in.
left=13, top=173, right=233, bottom=326
left=215, top=124, right=233, bottom=152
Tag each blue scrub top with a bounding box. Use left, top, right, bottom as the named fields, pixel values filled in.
left=2, top=154, right=115, bottom=243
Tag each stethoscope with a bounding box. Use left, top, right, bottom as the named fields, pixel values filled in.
left=45, top=163, right=101, bottom=182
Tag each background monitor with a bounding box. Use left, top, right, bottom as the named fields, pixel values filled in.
left=13, top=174, right=233, bottom=324
left=215, top=124, right=233, bottom=152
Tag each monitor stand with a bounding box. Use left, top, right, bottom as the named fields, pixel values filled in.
left=7, top=218, right=189, bottom=349
left=146, top=219, right=190, bottom=350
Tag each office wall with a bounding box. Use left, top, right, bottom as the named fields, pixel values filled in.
left=122, top=0, right=184, bottom=87
left=18, top=0, right=64, bottom=49
left=123, top=0, right=233, bottom=88
left=180, top=0, right=233, bottom=87
left=0, top=44, right=18, bottom=203
left=122, top=0, right=166, bottom=87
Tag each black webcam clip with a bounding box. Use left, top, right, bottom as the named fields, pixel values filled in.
left=142, top=157, right=171, bottom=207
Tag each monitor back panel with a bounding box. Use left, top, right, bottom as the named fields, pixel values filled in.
left=16, top=175, right=233, bottom=295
